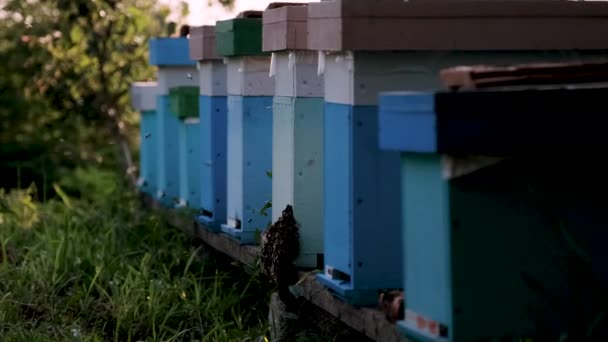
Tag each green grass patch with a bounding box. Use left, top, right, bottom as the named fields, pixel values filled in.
left=0, top=168, right=272, bottom=341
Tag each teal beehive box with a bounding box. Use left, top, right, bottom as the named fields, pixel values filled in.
left=263, top=3, right=325, bottom=268
left=378, top=84, right=608, bottom=341
left=215, top=11, right=267, bottom=57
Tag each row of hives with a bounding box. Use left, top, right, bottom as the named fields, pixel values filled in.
left=131, top=1, right=608, bottom=341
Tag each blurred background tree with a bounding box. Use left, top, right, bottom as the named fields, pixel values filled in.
left=0, top=0, right=197, bottom=196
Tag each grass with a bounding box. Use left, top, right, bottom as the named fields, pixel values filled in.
left=0, top=167, right=273, bottom=341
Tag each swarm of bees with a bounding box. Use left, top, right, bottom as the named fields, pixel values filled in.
left=261, top=205, right=300, bottom=287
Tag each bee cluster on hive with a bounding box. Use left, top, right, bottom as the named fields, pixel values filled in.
left=261, top=204, right=300, bottom=287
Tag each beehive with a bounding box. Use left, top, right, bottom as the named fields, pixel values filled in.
left=308, top=0, right=608, bottom=308
left=149, top=37, right=198, bottom=207
left=217, top=11, right=275, bottom=244
left=378, top=85, right=608, bottom=341
left=189, top=25, right=228, bottom=231
left=263, top=3, right=324, bottom=268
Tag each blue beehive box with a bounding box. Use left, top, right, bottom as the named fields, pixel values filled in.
left=189, top=25, right=228, bottom=231
left=149, top=37, right=198, bottom=207
left=216, top=12, right=275, bottom=244
left=307, top=0, right=608, bottom=308
left=314, top=52, right=404, bottom=307
left=131, top=82, right=159, bottom=195
left=378, top=86, right=608, bottom=341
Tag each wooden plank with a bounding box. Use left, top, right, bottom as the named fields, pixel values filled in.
left=189, top=26, right=220, bottom=61
left=439, top=60, right=608, bottom=90
left=262, top=4, right=309, bottom=52
left=307, top=0, right=608, bottom=52
left=295, top=276, right=408, bottom=342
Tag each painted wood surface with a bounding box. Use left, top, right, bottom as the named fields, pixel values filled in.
left=221, top=95, right=273, bottom=244
left=215, top=16, right=266, bottom=57
left=315, top=48, right=608, bottom=306
left=271, top=51, right=324, bottom=268
left=138, top=110, right=157, bottom=195
left=131, top=80, right=160, bottom=194
left=178, top=119, right=201, bottom=208
left=149, top=38, right=196, bottom=66
left=221, top=54, right=274, bottom=243
left=197, top=59, right=228, bottom=229
left=170, top=87, right=199, bottom=119
left=272, top=51, right=322, bottom=98
left=157, top=68, right=199, bottom=96
left=198, top=61, right=227, bottom=97
left=322, top=51, right=608, bottom=106
left=272, top=96, right=324, bottom=268
left=307, top=0, right=608, bottom=52
left=189, top=26, right=220, bottom=61
left=377, top=86, right=608, bottom=340
left=226, top=56, right=274, bottom=96
left=398, top=154, right=599, bottom=341
left=150, top=33, right=198, bottom=207
left=198, top=95, right=227, bottom=231
left=262, top=4, right=308, bottom=52
left=131, top=82, right=158, bottom=112
left=317, top=102, right=402, bottom=306
left=378, top=86, right=608, bottom=155
left=156, top=96, right=180, bottom=206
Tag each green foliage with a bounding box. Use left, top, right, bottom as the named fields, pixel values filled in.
left=0, top=169, right=273, bottom=341
left=0, top=0, right=175, bottom=190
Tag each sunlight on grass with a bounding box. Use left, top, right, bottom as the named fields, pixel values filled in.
left=0, top=168, right=272, bottom=341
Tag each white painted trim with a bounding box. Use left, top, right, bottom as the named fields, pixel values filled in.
left=325, top=51, right=608, bottom=106
left=273, top=51, right=323, bottom=98
left=131, top=82, right=159, bottom=111
left=226, top=56, right=275, bottom=96
left=198, top=60, right=227, bottom=96
left=157, top=67, right=199, bottom=95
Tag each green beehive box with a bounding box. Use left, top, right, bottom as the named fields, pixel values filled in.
left=215, top=11, right=267, bottom=57
left=169, top=87, right=199, bottom=119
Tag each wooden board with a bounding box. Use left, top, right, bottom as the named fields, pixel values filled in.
left=262, top=4, right=309, bottom=52
left=439, top=60, right=608, bottom=90
left=307, top=0, right=608, bottom=51
left=189, top=25, right=220, bottom=61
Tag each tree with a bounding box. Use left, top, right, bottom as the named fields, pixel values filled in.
left=0, top=0, right=174, bottom=189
